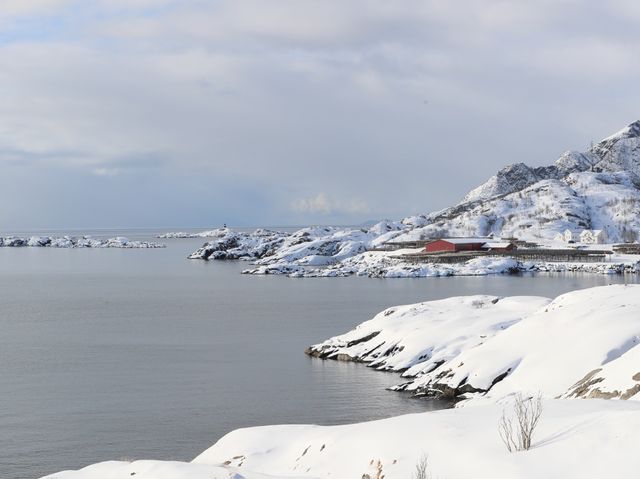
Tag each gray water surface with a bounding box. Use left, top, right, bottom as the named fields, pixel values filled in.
left=1, top=230, right=638, bottom=479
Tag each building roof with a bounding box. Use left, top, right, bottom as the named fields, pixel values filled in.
left=482, top=241, right=513, bottom=249
left=429, top=237, right=490, bottom=244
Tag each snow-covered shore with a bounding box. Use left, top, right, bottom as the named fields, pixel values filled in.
left=42, top=399, right=640, bottom=479
left=178, top=226, right=640, bottom=277
left=42, top=285, right=640, bottom=479
left=0, top=236, right=165, bottom=248
left=244, top=248, right=640, bottom=277
left=308, top=285, right=640, bottom=403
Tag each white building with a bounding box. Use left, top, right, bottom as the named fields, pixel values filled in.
left=580, top=229, right=608, bottom=244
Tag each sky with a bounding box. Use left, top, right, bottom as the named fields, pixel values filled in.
left=1, top=0, right=640, bottom=230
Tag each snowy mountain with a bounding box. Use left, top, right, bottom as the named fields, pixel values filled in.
left=401, top=120, right=640, bottom=243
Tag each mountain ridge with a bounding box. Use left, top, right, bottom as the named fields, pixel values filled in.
left=403, top=120, right=640, bottom=242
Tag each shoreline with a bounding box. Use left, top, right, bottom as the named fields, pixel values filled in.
left=40, top=285, right=640, bottom=478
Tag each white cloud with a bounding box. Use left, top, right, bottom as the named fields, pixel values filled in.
left=0, top=0, right=73, bottom=17
left=291, top=193, right=369, bottom=216
left=92, top=167, right=119, bottom=177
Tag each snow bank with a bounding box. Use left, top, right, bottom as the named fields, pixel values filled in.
left=44, top=400, right=640, bottom=479
left=40, top=460, right=290, bottom=479
left=309, top=285, right=640, bottom=403
left=0, top=236, right=165, bottom=248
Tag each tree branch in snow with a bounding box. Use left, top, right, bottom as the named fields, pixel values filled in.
left=499, top=393, right=543, bottom=452
left=413, top=453, right=432, bottom=479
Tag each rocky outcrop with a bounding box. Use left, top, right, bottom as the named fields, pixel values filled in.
left=187, top=228, right=290, bottom=260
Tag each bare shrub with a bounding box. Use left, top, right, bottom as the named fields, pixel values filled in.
left=413, top=453, right=431, bottom=479
left=499, top=393, right=543, bottom=452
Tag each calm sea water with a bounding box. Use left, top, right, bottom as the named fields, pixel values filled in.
left=1, top=229, right=638, bottom=479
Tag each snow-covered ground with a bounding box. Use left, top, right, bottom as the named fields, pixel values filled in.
left=42, top=400, right=640, bottom=479
left=242, top=246, right=640, bottom=278
left=0, top=236, right=165, bottom=248
left=42, top=285, right=640, bottom=479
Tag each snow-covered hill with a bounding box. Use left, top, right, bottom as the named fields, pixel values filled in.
left=181, top=121, right=640, bottom=275
left=307, top=285, right=640, bottom=403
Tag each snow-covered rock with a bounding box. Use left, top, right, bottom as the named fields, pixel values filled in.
left=564, top=344, right=640, bottom=400
left=306, top=294, right=550, bottom=372
left=461, top=162, right=549, bottom=204
left=158, top=228, right=243, bottom=239
left=188, top=222, right=406, bottom=265
left=187, top=228, right=291, bottom=260
left=309, top=285, right=640, bottom=403
left=0, top=236, right=165, bottom=248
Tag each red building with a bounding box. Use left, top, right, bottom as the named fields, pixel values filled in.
left=424, top=238, right=516, bottom=253
left=482, top=241, right=516, bottom=252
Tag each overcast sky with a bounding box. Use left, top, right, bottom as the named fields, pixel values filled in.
left=1, top=0, right=640, bottom=230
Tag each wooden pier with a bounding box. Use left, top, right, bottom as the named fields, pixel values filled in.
left=397, top=248, right=613, bottom=264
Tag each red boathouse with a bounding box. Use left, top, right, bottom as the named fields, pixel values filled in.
left=424, top=238, right=488, bottom=253
left=423, top=238, right=517, bottom=254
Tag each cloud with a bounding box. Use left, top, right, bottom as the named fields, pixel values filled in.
left=291, top=193, right=369, bottom=216
left=1, top=1, right=640, bottom=228
left=0, top=0, right=73, bottom=17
